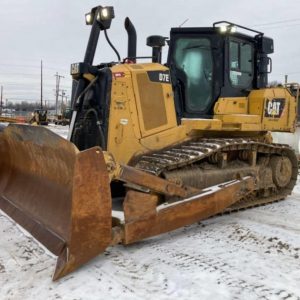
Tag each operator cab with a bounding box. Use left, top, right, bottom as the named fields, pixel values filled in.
left=167, top=21, right=274, bottom=119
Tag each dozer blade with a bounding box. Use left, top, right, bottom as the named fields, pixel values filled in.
left=122, top=176, right=255, bottom=244
left=0, top=124, right=111, bottom=280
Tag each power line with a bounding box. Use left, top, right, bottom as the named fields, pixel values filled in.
left=0, top=63, right=69, bottom=72
left=0, top=82, right=71, bottom=89
left=254, top=18, right=300, bottom=27
left=259, top=23, right=300, bottom=30
left=272, top=71, right=300, bottom=76
left=7, top=99, right=55, bottom=104
left=0, top=72, right=69, bottom=78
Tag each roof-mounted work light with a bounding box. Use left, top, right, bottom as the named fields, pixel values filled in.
left=219, top=24, right=237, bottom=34
left=213, top=21, right=264, bottom=37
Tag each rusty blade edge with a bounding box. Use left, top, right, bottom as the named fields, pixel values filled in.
left=0, top=195, right=66, bottom=256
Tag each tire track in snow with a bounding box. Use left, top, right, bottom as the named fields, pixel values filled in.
left=94, top=247, right=202, bottom=299
left=132, top=219, right=300, bottom=300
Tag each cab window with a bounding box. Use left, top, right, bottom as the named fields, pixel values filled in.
left=229, top=40, right=253, bottom=88
left=174, top=38, right=213, bottom=112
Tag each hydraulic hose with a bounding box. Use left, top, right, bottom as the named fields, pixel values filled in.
left=104, top=29, right=121, bottom=63
left=83, top=108, right=106, bottom=150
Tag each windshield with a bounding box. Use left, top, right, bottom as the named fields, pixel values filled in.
left=174, top=38, right=213, bottom=112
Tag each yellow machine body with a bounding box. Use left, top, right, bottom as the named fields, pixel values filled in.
left=105, top=63, right=297, bottom=164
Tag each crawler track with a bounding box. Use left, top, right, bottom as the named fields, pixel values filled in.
left=134, top=138, right=298, bottom=212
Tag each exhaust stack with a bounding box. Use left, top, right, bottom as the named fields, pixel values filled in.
left=125, top=17, right=137, bottom=62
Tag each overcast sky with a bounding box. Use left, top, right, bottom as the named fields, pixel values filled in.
left=1, top=0, right=300, bottom=105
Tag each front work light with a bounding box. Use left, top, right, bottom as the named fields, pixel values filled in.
left=97, top=6, right=115, bottom=22
left=85, top=12, right=94, bottom=25
left=85, top=6, right=115, bottom=30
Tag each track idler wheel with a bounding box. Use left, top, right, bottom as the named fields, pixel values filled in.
left=270, top=156, right=292, bottom=188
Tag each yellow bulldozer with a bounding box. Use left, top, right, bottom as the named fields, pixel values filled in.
left=29, top=108, right=49, bottom=125
left=0, top=6, right=298, bottom=280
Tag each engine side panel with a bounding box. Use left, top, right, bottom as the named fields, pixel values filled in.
left=107, top=64, right=187, bottom=164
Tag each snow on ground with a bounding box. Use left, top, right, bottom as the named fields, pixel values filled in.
left=47, top=123, right=69, bottom=139
left=0, top=125, right=300, bottom=300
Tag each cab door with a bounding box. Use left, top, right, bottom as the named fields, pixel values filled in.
left=172, top=37, right=214, bottom=115
left=227, top=38, right=254, bottom=93
left=168, top=28, right=224, bottom=119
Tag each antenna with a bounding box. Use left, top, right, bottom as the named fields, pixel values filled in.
left=179, top=18, right=189, bottom=28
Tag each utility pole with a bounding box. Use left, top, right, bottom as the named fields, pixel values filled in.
left=0, top=86, right=3, bottom=115
left=54, top=72, right=64, bottom=115
left=285, top=74, right=288, bottom=84
left=60, top=89, right=66, bottom=115
left=65, top=95, right=69, bottom=107
left=40, top=60, right=43, bottom=109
